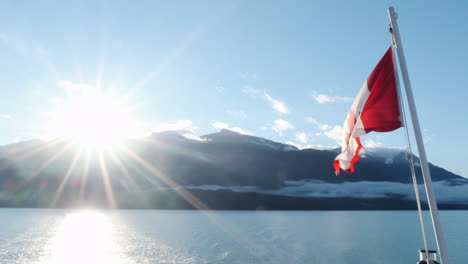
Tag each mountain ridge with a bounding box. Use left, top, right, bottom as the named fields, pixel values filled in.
left=0, top=130, right=466, bottom=209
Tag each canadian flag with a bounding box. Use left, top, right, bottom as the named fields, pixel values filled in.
left=334, top=47, right=402, bottom=174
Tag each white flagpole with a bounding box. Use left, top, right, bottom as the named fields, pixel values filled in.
left=388, top=6, right=448, bottom=264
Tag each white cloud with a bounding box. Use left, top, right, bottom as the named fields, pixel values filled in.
left=286, top=142, right=334, bottom=150
left=226, top=109, right=247, bottom=120
left=182, top=133, right=210, bottom=142
left=229, top=127, right=254, bottom=135
left=324, top=125, right=345, bottom=143
left=295, top=132, right=308, bottom=143
left=272, top=119, right=294, bottom=136
left=310, top=90, right=353, bottom=104
left=152, top=120, right=209, bottom=141
left=242, top=86, right=289, bottom=114
left=215, top=86, right=225, bottom=92
left=212, top=122, right=253, bottom=135
left=212, top=122, right=229, bottom=129
left=305, top=117, right=319, bottom=125
left=363, top=139, right=383, bottom=148
left=152, top=120, right=198, bottom=133
left=313, top=93, right=334, bottom=104
left=285, top=142, right=302, bottom=149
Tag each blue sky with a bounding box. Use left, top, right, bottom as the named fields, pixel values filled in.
left=1, top=0, right=467, bottom=176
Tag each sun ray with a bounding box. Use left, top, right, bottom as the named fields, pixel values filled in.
left=124, top=19, right=210, bottom=99
left=0, top=138, right=66, bottom=171
left=10, top=140, right=73, bottom=196
left=112, top=149, right=163, bottom=189
left=49, top=147, right=83, bottom=208
left=97, top=151, right=117, bottom=208
left=35, top=45, right=60, bottom=81
left=78, top=149, right=91, bottom=204
left=119, top=145, right=210, bottom=210
left=141, top=137, right=212, bottom=163
left=119, top=145, right=264, bottom=259
left=107, top=150, right=149, bottom=207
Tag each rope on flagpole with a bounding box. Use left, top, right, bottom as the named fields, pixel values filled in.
left=388, top=6, right=448, bottom=264
left=389, top=29, right=430, bottom=260
left=402, top=100, right=430, bottom=261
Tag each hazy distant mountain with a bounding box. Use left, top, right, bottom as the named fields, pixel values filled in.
left=0, top=129, right=467, bottom=210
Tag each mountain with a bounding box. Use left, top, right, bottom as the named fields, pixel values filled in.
left=0, top=129, right=467, bottom=210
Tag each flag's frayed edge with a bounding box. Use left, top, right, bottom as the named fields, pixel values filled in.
left=333, top=137, right=364, bottom=175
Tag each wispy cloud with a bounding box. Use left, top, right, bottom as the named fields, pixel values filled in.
left=422, top=128, right=436, bottom=144
left=34, top=45, right=60, bottom=79
left=239, top=71, right=257, bottom=81
left=212, top=122, right=253, bottom=135
left=305, top=117, right=331, bottom=131
left=0, top=33, right=27, bottom=55
left=242, top=86, right=289, bottom=114
left=241, top=85, right=261, bottom=96
left=272, top=119, right=294, bottom=136
left=226, top=109, right=247, bottom=120
left=310, top=90, right=353, bottom=104
left=152, top=120, right=198, bottom=133
left=264, top=94, right=289, bottom=114
left=215, top=86, right=225, bottom=93
left=0, top=34, right=58, bottom=79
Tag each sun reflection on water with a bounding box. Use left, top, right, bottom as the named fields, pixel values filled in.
left=41, top=211, right=125, bottom=264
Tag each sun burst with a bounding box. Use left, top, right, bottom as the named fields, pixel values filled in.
left=46, top=88, right=139, bottom=151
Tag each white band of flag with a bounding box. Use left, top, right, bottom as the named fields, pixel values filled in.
left=334, top=47, right=402, bottom=175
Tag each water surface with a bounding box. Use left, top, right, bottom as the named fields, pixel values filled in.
left=0, top=209, right=465, bottom=263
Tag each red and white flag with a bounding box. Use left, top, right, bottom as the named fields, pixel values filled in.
left=334, top=47, right=402, bottom=174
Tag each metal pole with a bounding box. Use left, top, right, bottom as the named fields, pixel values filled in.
left=390, top=42, right=430, bottom=259
left=388, top=6, right=448, bottom=264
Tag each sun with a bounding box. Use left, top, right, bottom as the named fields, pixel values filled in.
left=47, top=89, right=139, bottom=150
